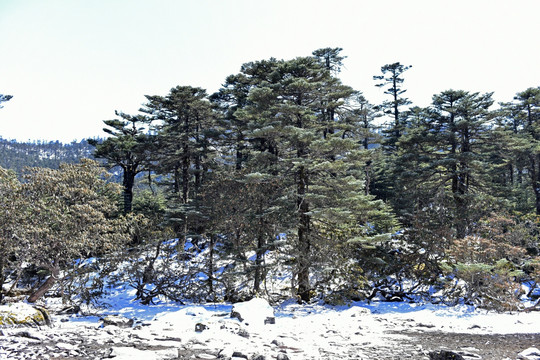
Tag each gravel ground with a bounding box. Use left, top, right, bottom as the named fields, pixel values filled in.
left=391, top=330, right=540, bottom=359
left=1, top=326, right=539, bottom=360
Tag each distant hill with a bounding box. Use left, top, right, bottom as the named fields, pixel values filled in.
left=0, top=137, right=96, bottom=175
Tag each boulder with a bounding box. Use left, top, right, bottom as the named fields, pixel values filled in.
left=0, top=303, right=51, bottom=328
left=100, top=315, right=134, bottom=328
left=230, top=298, right=274, bottom=326
left=518, top=347, right=540, bottom=360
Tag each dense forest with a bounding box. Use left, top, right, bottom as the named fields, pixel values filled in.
left=0, top=138, right=95, bottom=175
left=1, top=48, right=539, bottom=310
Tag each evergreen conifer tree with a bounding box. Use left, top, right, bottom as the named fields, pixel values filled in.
left=238, top=55, right=396, bottom=302
left=141, top=86, right=215, bottom=248
left=89, top=111, right=151, bottom=214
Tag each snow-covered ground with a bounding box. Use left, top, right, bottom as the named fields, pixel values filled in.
left=2, top=238, right=540, bottom=359
left=89, top=284, right=540, bottom=334
left=2, top=284, right=536, bottom=359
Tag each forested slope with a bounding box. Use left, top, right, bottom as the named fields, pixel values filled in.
left=0, top=138, right=95, bottom=173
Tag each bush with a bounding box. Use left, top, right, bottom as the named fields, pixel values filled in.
left=446, top=214, right=530, bottom=311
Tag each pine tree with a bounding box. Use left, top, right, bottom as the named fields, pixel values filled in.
left=373, top=62, right=412, bottom=149
left=511, top=88, right=540, bottom=214
left=340, top=92, right=382, bottom=195
left=396, top=90, right=495, bottom=238
left=89, top=111, right=151, bottom=214
left=210, top=73, right=253, bottom=170
left=238, top=55, right=396, bottom=302
left=141, top=86, right=215, bottom=248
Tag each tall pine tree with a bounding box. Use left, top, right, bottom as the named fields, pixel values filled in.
left=238, top=55, right=396, bottom=302
left=142, top=86, right=215, bottom=246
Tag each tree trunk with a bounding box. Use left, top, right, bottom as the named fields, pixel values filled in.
left=527, top=155, right=540, bottom=215
left=253, top=215, right=265, bottom=294
left=253, top=233, right=263, bottom=294
left=297, top=165, right=311, bottom=303
left=364, top=160, right=372, bottom=196
left=122, top=167, right=135, bottom=214
left=392, top=76, right=400, bottom=141
left=28, top=266, right=60, bottom=303
left=0, top=255, right=4, bottom=303
left=207, top=235, right=215, bottom=300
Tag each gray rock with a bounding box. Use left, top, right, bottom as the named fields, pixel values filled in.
left=237, top=328, right=250, bottom=338
left=12, top=330, right=48, bottom=341
left=271, top=339, right=284, bottom=347
left=57, top=305, right=81, bottom=315
left=232, top=351, right=248, bottom=359
left=276, top=354, right=290, bottom=360
left=429, top=350, right=465, bottom=360
left=195, top=322, right=208, bottom=332
left=101, top=315, right=134, bottom=328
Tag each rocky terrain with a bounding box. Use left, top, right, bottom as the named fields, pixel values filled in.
left=2, top=325, right=540, bottom=360
left=1, top=300, right=539, bottom=360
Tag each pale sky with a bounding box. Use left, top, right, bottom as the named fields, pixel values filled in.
left=1, top=0, right=539, bottom=143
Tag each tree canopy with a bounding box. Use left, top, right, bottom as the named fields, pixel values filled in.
left=1, top=51, right=539, bottom=310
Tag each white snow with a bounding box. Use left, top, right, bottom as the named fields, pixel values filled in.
left=231, top=297, right=274, bottom=326
left=34, top=284, right=540, bottom=359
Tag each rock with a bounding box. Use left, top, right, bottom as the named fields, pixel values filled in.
left=232, top=351, right=248, bottom=359
left=56, top=342, right=77, bottom=351
left=251, top=355, right=266, bottom=360
left=101, top=315, right=134, bottom=328
left=237, top=328, right=250, bottom=338
left=198, top=354, right=217, bottom=359
left=429, top=350, right=465, bottom=360
left=271, top=339, right=283, bottom=347
left=0, top=303, right=51, bottom=328
left=458, top=351, right=482, bottom=360
left=109, top=346, right=178, bottom=359
left=195, top=322, right=208, bottom=332
left=264, top=317, right=275, bottom=324
left=417, top=322, right=436, bottom=328
left=12, top=330, right=48, bottom=341
left=518, top=347, right=540, bottom=360
left=230, top=298, right=274, bottom=326
left=33, top=305, right=52, bottom=326
left=57, top=305, right=81, bottom=315
left=276, top=354, right=290, bottom=360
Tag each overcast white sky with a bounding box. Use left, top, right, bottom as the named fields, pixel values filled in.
left=1, top=0, right=539, bottom=143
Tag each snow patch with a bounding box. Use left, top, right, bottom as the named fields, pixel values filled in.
left=231, top=298, right=274, bottom=326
